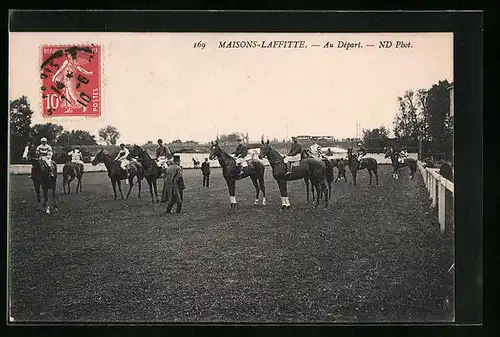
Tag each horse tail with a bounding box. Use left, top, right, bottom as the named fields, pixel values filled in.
left=323, top=159, right=334, bottom=182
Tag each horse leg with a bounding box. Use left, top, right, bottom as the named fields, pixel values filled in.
left=126, top=176, right=134, bottom=199
left=34, top=181, right=41, bottom=210
left=328, top=179, right=332, bottom=200
left=52, top=185, right=58, bottom=211
left=43, top=187, right=50, bottom=214
left=68, top=176, right=75, bottom=193
left=352, top=170, right=357, bottom=186
left=304, top=178, right=310, bottom=203
left=375, top=169, right=379, bottom=185
left=321, top=180, right=328, bottom=208
left=153, top=179, right=159, bottom=203
left=148, top=179, right=155, bottom=204
left=117, top=180, right=124, bottom=199
left=258, top=176, right=266, bottom=206
left=229, top=180, right=237, bottom=208
left=136, top=176, right=142, bottom=198
left=62, top=175, right=67, bottom=194
left=111, top=180, right=118, bottom=199
left=368, top=170, right=373, bottom=185
left=251, top=176, right=260, bottom=206
left=278, top=180, right=290, bottom=210
left=313, top=181, right=321, bottom=207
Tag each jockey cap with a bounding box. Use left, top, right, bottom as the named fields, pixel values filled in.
left=41, top=137, right=48, bottom=142
left=158, top=139, right=163, bottom=144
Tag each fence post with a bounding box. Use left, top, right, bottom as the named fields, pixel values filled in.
left=438, top=180, right=446, bottom=233
left=431, top=176, right=437, bottom=208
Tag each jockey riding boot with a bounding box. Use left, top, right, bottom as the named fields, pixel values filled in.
left=285, top=162, right=292, bottom=176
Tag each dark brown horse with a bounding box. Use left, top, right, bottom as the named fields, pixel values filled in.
left=128, top=145, right=166, bottom=204
left=259, top=140, right=328, bottom=210
left=62, top=162, right=83, bottom=194
left=384, top=147, right=417, bottom=179
left=301, top=149, right=334, bottom=202
left=209, top=140, right=266, bottom=208
left=91, top=149, right=144, bottom=199
left=28, top=157, right=58, bottom=214
left=347, top=148, right=379, bottom=186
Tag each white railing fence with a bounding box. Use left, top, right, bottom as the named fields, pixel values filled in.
left=417, top=161, right=454, bottom=234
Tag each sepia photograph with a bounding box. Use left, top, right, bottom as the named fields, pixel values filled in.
left=8, top=29, right=456, bottom=323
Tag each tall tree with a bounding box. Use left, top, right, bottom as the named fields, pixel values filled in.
left=362, top=126, right=390, bottom=151
left=9, top=96, right=34, bottom=163
left=426, top=80, right=452, bottom=159
left=98, top=125, right=120, bottom=145
left=32, top=123, right=64, bottom=144
left=56, top=130, right=98, bottom=146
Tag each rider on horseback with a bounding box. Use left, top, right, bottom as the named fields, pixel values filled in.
left=36, top=137, right=56, bottom=178
left=356, top=142, right=366, bottom=168
left=233, top=137, right=248, bottom=178
left=114, top=143, right=131, bottom=178
left=284, top=136, right=302, bottom=176
left=68, top=146, right=85, bottom=172
left=399, top=148, right=408, bottom=164
left=156, top=139, right=172, bottom=171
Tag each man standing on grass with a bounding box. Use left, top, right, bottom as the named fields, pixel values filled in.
left=201, top=158, right=211, bottom=187
left=335, top=158, right=348, bottom=183
left=161, top=154, right=185, bottom=214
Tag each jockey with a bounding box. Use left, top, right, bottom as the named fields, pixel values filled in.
left=325, top=148, right=334, bottom=157
left=316, top=145, right=325, bottom=158
left=36, top=137, right=56, bottom=177
left=356, top=143, right=366, bottom=162
left=284, top=136, right=302, bottom=176
left=22, top=140, right=34, bottom=179
left=398, top=148, right=408, bottom=164
left=233, top=137, right=248, bottom=177
left=114, top=143, right=131, bottom=178
left=156, top=139, right=172, bottom=169
left=68, top=146, right=85, bottom=171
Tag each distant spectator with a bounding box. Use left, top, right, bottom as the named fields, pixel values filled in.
left=335, top=158, right=348, bottom=183
left=201, top=158, right=211, bottom=187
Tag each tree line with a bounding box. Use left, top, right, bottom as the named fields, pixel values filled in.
left=10, top=96, right=122, bottom=164
left=360, top=79, right=453, bottom=160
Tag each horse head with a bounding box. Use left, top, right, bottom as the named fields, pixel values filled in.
left=91, top=149, right=105, bottom=166
left=258, top=139, right=272, bottom=160
left=209, top=140, right=222, bottom=160
left=129, top=144, right=145, bottom=159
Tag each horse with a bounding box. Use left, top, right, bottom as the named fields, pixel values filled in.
left=62, top=162, right=83, bottom=194
left=128, top=144, right=165, bottom=204
left=258, top=140, right=328, bottom=210
left=301, top=149, right=334, bottom=202
left=347, top=148, right=379, bottom=186
left=209, top=140, right=266, bottom=208
left=384, top=147, right=417, bottom=179
left=28, top=157, right=58, bottom=214
left=91, top=149, right=144, bottom=199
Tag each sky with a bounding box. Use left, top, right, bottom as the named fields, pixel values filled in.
left=9, top=32, right=453, bottom=144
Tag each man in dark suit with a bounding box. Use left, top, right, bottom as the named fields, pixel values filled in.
left=335, top=158, right=348, bottom=183
left=201, top=158, right=211, bottom=187
left=161, top=154, right=185, bottom=214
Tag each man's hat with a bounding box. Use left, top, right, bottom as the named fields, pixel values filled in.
left=236, top=137, right=242, bottom=142
left=41, top=137, right=47, bottom=142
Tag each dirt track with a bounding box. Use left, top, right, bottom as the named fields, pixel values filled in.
left=8, top=165, right=454, bottom=322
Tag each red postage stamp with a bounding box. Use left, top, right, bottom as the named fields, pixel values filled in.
left=40, top=44, right=101, bottom=117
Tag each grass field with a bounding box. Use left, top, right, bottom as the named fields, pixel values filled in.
left=8, top=165, right=454, bottom=323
